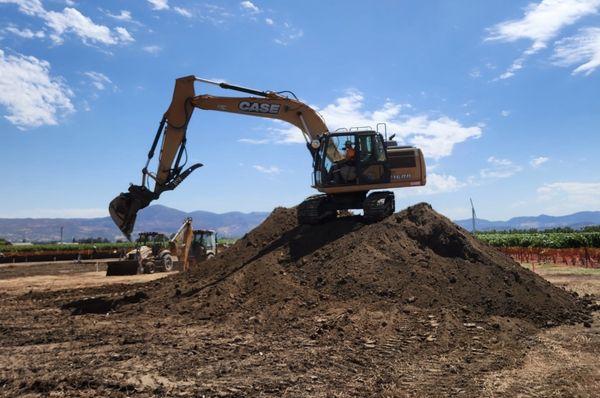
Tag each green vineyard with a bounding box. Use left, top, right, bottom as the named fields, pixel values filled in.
left=0, top=242, right=134, bottom=254
left=476, top=232, right=600, bottom=248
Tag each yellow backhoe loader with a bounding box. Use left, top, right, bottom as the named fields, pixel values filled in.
left=109, top=76, right=427, bottom=239
left=106, top=217, right=216, bottom=275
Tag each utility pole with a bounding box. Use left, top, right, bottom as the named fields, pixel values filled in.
left=60, top=226, right=64, bottom=243
left=470, top=198, right=476, bottom=233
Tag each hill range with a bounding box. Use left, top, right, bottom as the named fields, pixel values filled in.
left=1, top=205, right=599, bottom=242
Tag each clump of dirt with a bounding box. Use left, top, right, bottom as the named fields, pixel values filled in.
left=62, top=291, right=148, bottom=315
left=132, top=203, right=590, bottom=330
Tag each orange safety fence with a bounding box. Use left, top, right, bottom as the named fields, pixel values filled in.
left=499, top=247, right=600, bottom=268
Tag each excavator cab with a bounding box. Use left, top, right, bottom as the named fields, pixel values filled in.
left=298, top=129, right=426, bottom=225
left=314, top=132, right=390, bottom=187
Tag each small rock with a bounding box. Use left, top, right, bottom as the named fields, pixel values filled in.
left=406, top=296, right=416, bottom=303
left=463, top=323, right=476, bottom=328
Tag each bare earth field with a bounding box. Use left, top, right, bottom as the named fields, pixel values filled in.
left=0, top=206, right=598, bottom=397
left=0, top=261, right=172, bottom=295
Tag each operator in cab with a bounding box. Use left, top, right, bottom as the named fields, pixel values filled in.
left=344, top=140, right=356, bottom=162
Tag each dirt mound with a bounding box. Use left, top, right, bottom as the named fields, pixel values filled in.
left=10, top=203, right=594, bottom=397
left=134, top=203, right=589, bottom=330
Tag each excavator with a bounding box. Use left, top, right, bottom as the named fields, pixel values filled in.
left=109, top=76, right=426, bottom=239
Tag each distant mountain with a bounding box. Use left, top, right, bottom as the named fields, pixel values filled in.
left=454, top=211, right=600, bottom=232
left=0, top=205, right=269, bottom=242
left=3, top=206, right=599, bottom=242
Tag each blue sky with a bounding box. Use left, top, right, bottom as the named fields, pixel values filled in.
left=1, top=0, right=599, bottom=221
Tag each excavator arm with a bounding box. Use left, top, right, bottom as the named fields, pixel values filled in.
left=109, top=76, right=329, bottom=239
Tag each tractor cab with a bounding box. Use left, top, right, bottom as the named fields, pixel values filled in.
left=190, top=229, right=217, bottom=262
left=136, top=232, right=168, bottom=256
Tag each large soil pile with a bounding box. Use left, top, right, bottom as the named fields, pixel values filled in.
left=6, top=203, right=594, bottom=397
left=128, top=203, right=589, bottom=330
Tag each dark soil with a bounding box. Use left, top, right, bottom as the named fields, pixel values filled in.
left=0, top=203, right=594, bottom=397
left=140, top=203, right=590, bottom=328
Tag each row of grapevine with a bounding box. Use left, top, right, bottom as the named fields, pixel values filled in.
left=476, top=232, right=600, bottom=248
left=0, top=242, right=135, bottom=254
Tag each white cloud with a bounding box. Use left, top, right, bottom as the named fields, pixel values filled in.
left=0, top=0, right=45, bottom=15
left=480, top=156, right=523, bottom=178
left=240, top=1, right=260, bottom=13
left=537, top=181, right=600, bottom=213
left=83, top=71, right=112, bottom=91
left=0, top=1, right=134, bottom=45
left=401, top=173, right=465, bottom=195
left=269, top=90, right=482, bottom=159
left=148, top=0, right=169, bottom=11
left=265, top=17, right=274, bottom=25
left=142, top=45, right=162, bottom=54
left=253, top=165, right=280, bottom=174
left=174, top=6, right=192, bottom=17
left=0, top=48, right=73, bottom=129
left=238, top=138, right=269, bottom=144
left=5, top=26, right=45, bottom=38
left=274, top=22, right=303, bottom=45
left=530, top=156, right=549, bottom=168
left=500, top=110, right=510, bottom=117
left=553, top=27, right=600, bottom=74
left=44, top=8, right=115, bottom=44
left=114, top=27, right=134, bottom=43
left=486, top=0, right=600, bottom=79
left=469, top=68, right=481, bottom=78
left=106, top=10, right=132, bottom=22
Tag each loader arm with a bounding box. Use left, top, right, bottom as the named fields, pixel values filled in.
left=169, top=217, right=194, bottom=271
left=109, top=76, right=329, bottom=239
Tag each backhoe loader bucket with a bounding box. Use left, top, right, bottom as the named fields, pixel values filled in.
left=105, top=260, right=140, bottom=276
left=109, top=185, right=158, bottom=240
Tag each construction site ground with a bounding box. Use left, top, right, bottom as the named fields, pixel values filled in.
left=0, top=205, right=598, bottom=397
left=0, top=260, right=172, bottom=295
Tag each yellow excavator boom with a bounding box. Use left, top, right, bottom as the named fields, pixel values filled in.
left=109, top=76, right=332, bottom=239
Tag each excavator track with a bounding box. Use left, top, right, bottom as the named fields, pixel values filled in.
left=297, top=194, right=335, bottom=225
left=363, top=191, right=395, bottom=222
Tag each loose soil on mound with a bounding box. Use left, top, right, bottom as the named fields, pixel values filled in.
left=1, top=203, right=596, bottom=397
left=130, top=203, right=590, bottom=328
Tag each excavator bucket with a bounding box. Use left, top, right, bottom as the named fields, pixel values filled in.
left=105, top=260, right=140, bottom=276
left=109, top=185, right=158, bottom=240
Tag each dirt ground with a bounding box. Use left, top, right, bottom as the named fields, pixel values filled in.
left=0, top=206, right=598, bottom=397
left=0, top=261, right=172, bottom=295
